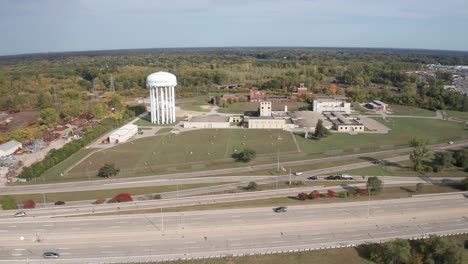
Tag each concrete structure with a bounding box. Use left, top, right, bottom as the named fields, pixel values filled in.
left=250, top=89, right=267, bottom=102
left=183, top=115, right=243, bottom=129
left=297, top=83, right=308, bottom=96
left=147, top=71, right=177, bottom=124
left=0, top=140, right=22, bottom=157
left=108, top=124, right=138, bottom=143
left=366, top=100, right=388, bottom=111
left=259, top=101, right=272, bottom=117
left=324, top=112, right=364, bottom=132
left=313, top=97, right=351, bottom=114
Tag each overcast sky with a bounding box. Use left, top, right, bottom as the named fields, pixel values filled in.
left=1, top=0, right=467, bottom=55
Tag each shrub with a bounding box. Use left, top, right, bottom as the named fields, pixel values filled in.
left=153, top=194, right=161, bottom=199
left=358, top=189, right=369, bottom=196
left=22, top=199, right=36, bottom=209
left=338, top=192, right=348, bottom=199
left=309, top=190, right=320, bottom=199
left=232, top=148, right=256, bottom=162
left=110, top=193, right=133, bottom=203
left=297, top=192, right=308, bottom=201
left=97, top=163, right=120, bottom=178
left=94, top=197, right=106, bottom=204
left=246, top=181, right=257, bottom=190
left=367, top=176, right=383, bottom=194
left=416, top=183, right=425, bottom=193
left=327, top=189, right=336, bottom=198
left=432, top=165, right=442, bottom=173
left=0, top=195, right=18, bottom=210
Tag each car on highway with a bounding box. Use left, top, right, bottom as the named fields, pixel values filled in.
left=43, top=252, right=60, bottom=259
left=54, top=201, right=65, bottom=206
left=341, top=174, right=353, bottom=180
left=294, top=172, right=303, bottom=176
left=307, top=176, right=318, bottom=180
left=326, top=175, right=341, bottom=180
left=448, top=141, right=454, bottom=145
left=14, top=211, right=26, bottom=217
left=273, top=206, right=287, bottom=213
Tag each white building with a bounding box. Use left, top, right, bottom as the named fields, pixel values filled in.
left=313, top=98, right=351, bottom=114
left=108, top=124, right=138, bottom=143
left=0, top=140, right=22, bottom=157
left=147, top=71, right=177, bottom=124
left=259, top=101, right=272, bottom=117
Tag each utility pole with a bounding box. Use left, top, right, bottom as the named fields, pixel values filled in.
left=276, top=148, right=279, bottom=173
left=109, top=74, right=115, bottom=93
left=42, top=193, right=46, bottom=208
left=93, top=78, right=97, bottom=100
left=289, top=168, right=292, bottom=186
left=161, top=208, right=164, bottom=231
left=367, top=187, right=371, bottom=218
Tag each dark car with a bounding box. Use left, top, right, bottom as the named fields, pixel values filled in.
left=307, top=176, right=318, bottom=180
left=333, top=176, right=342, bottom=180
left=43, top=252, right=60, bottom=259
left=273, top=206, right=287, bottom=213
left=54, top=201, right=65, bottom=206
left=325, top=175, right=335, bottom=180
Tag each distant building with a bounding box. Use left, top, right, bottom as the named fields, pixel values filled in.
left=323, top=112, right=364, bottom=132
left=297, top=83, right=308, bottom=96
left=313, top=96, right=351, bottom=114
left=183, top=115, right=242, bottom=129
left=366, top=100, right=388, bottom=111
left=0, top=140, right=22, bottom=157
left=250, top=89, right=267, bottom=102
left=108, top=124, right=138, bottom=143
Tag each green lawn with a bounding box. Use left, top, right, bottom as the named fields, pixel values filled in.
left=388, top=104, right=436, bottom=117
left=66, top=129, right=297, bottom=180
left=155, top=127, right=173, bottom=134
left=0, top=182, right=229, bottom=204
left=341, top=160, right=468, bottom=178
left=445, top=110, right=468, bottom=121
left=295, top=117, right=468, bottom=157
left=177, top=96, right=212, bottom=112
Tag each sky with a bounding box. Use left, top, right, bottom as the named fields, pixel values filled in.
left=0, top=0, right=467, bottom=55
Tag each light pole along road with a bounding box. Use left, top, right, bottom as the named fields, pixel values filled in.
left=1, top=193, right=468, bottom=263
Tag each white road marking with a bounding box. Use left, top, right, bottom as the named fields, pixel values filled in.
left=43, top=224, right=53, bottom=227
left=101, top=251, right=115, bottom=254
left=271, top=241, right=286, bottom=244
left=184, top=241, right=197, bottom=244
left=11, top=253, right=22, bottom=256
left=99, top=245, right=113, bottom=248
left=0, top=230, right=7, bottom=232
left=71, top=228, right=81, bottom=230
left=58, top=248, right=70, bottom=250
left=108, top=226, right=121, bottom=228
left=8, top=226, right=17, bottom=228
left=14, top=249, right=26, bottom=251
left=60, top=253, right=72, bottom=255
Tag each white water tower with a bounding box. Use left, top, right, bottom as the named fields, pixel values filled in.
left=146, top=71, right=177, bottom=124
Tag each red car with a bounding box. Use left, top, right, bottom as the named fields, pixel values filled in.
left=54, top=201, right=65, bottom=206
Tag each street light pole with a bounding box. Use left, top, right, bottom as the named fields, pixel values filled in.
left=161, top=208, right=164, bottom=231
left=367, top=187, right=371, bottom=218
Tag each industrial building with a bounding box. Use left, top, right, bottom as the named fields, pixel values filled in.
left=323, top=112, right=364, bottom=132
left=108, top=124, right=138, bottom=143
left=0, top=140, right=22, bottom=157
left=183, top=115, right=242, bottom=129
left=366, top=100, right=388, bottom=111
left=313, top=96, right=351, bottom=114
left=147, top=71, right=177, bottom=124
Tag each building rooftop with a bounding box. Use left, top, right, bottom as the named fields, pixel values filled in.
left=190, top=115, right=230, bottom=123
left=0, top=140, right=22, bottom=152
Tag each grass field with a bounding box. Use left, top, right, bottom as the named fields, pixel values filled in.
left=133, top=114, right=182, bottom=126
left=445, top=110, right=468, bottom=121
left=387, top=104, right=436, bottom=117
left=295, top=117, right=468, bottom=156
left=177, top=96, right=212, bottom=112
left=341, top=160, right=468, bottom=178
left=66, top=129, right=297, bottom=180
left=0, top=182, right=228, bottom=204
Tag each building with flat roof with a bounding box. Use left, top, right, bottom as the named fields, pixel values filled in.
left=366, top=100, right=388, bottom=111
left=323, top=112, right=364, bottom=132
left=108, top=124, right=138, bottom=143
left=313, top=97, right=351, bottom=114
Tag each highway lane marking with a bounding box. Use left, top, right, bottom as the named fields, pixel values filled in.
left=351, top=234, right=362, bottom=237
left=100, top=251, right=115, bottom=254
left=60, top=253, right=72, bottom=255
left=8, top=226, right=16, bottom=228
left=0, top=230, right=7, bottom=232
left=184, top=241, right=198, bottom=244
left=58, top=248, right=70, bottom=250
left=108, top=226, right=121, bottom=228
left=11, top=253, right=22, bottom=256
left=71, top=228, right=81, bottom=230
left=99, top=245, right=113, bottom=248
left=43, top=224, right=53, bottom=227
left=14, top=249, right=26, bottom=251
left=271, top=241, right=286, bottom=244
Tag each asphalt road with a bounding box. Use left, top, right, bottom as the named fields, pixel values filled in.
left=1, top=194, right=468, bottom=263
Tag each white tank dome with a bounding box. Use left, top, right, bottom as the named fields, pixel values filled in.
left=146, top=71, right=177, bottom=87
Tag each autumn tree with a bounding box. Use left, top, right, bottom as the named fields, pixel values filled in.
left=409, top=138, right=431, bottom=172
left=327, top=84, right=337, bottom=95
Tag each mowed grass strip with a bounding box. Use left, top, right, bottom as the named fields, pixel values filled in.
left=0, top=182, right=229, bottom=203
left=341, top=160, right=468, bottom=178
left=445, top=110, right=468, bottom=121
left=38, top=148, right=97, bottom=181
left=388, top=104, right=436, bottom=117
left=90, top=184, right=461, bottom=216
left=68, top=129, right=296, bottom=179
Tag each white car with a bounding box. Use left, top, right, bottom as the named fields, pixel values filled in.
left=448, top=141, right=454, bottom=145
left=294, top=172, right=303, bottom=176
left=14, top=211, right=26, bottom=217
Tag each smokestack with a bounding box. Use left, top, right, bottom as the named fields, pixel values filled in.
left=284, top=106, right=288, bottom=112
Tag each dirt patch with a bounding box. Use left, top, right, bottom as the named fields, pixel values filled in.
left=0, top=111, right=40, bottom=131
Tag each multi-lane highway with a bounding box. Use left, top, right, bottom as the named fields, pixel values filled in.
left=1, top=194, right=468, bottom=263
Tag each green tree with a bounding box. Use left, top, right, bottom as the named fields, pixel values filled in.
left=314, top=119, right=331, bottom=139
left=453, top=149, right=468, bottom=168
left=90, top=102, right=107, bottom=119
left=0, top=195, right=18, bottom=210
left=433, top=152, right=454, bottom=168
left=367, top=176, right=383, bottom=194
left=461, top=177, right=468, bottom=191
left=233, top=148, right=256, bottom=162
left=383, top=239, right=411, bottom=264
left=409, top=138, right=431, bottom=172
left=246, top=181, right=258, bottom=190
left=97, top=163, right=120, bottom=178
left=40, top=107, right=60, bottom=128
